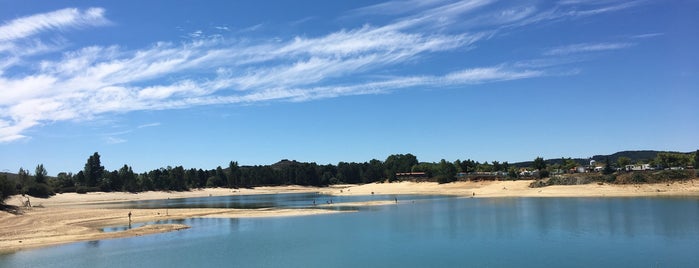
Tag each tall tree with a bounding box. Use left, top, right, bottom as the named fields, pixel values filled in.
left=603, top=157, right=614, bottom=175
left=0, top=174, right=16, bottom=205
left=616, top=157, right=632, bottom=168
left=694, top=150, right=699, bottom=169
left=436, top=159, right=457, bottom=183
left=120, top=165, right=138, bottom=192
left=84, top=152, right=105, bottom=187
left=34, top=164, right=47, bottom=184
left=227, top=161, right=241, bottom=188
left=533, top=157, right=546, bottom=171
left=384, top=154, right=418, bottom=181
left=18, top=168, right=30, bottom=193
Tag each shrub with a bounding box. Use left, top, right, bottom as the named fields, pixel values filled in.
left=58, top=186, right=76, bottom=193
left=27, top=183, right=54, bottom=198
left=603, top=175, right=616, bottom=183
left=655, top=170, right=691, bottom=181
left=436, top=175, right=455, bottom=184
left=631, top=173, right=647, bottom=184
left=0, top=175, right=17, bottom=202
left=75, top=186, right=99, bottom=194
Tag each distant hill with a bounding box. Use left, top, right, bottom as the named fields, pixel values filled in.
left=590, top=150, right=671, bottom=164
left=0, top=172, right=19, bottom=182
left=512, top=150, right=693, bottom=168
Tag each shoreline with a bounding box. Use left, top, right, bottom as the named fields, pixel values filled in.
left=2, top=180, right=698, bottom=254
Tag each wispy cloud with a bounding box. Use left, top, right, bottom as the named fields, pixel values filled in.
left=632, top=32, right=663, bottom=39
left=0, top=7, right=109, bottom=42
left=105, top=136, right=127, bottom=144
left=138, top=122, right=161, bottom=128
left=0, top=1, right=645, bottom=142
left=544, top=42, right=634, bottom=56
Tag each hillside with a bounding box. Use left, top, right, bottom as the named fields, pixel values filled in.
left=510, top=150, right=693, bottom=168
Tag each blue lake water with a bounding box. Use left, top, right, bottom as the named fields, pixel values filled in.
left=2, top=196, right=698, bottom=267
left=83, top=193, right=441, bottom=209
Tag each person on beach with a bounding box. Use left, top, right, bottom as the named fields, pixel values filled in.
left=128, top=211, right=132, bottom=227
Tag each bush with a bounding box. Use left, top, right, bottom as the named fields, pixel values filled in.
left=655, top=170, right=691, bottom=181
left=58, top=186, right=76, bottom=193
left=75, top=186, right=100, bottom=194
left=630, top=173, right=647, bottom=184
left=436, top=175, right=455, bottom=184
left=538, top=170, right=550, bottom=179
left=27, top=183, right=54, bottom=198
left=0, top=175, right=17, bottom=202
left=603, top=175, right=616, bottom=183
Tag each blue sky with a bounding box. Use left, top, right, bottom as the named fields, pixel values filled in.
left=1, top=0, right=697, bottom=175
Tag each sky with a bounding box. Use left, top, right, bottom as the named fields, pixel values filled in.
left=0, top=0, right=697, bottom=175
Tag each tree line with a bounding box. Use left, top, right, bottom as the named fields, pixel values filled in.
left=1, top=152, right=524, bottom=197
left=2, top=150, right=697, bottom=201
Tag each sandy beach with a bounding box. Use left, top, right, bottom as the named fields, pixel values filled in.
left=2, top=180, right=698, bottom=253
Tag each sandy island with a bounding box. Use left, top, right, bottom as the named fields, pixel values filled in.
left=2, top=180, right=698, bottom=253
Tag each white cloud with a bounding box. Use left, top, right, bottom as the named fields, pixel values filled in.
left=632, top=33, right=663, bottom=39
left=0, top=7, right=109, bottom=42
left=105, top=136, right=127, bottom=144
left=138, top=122, right=161, bottom=128
left=444, top=67, right=544, bottom=84
left=544, top=42, right=634, bottom=56
left=0, top=2, right=643, bottom=143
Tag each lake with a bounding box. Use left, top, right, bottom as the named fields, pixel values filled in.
left=1, top=196, right=698, bottom=267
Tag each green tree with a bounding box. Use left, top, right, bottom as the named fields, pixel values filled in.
left=227, top=161, right=242, bottom=188
left=533, top=157, right=546, bottom=171
left=34, top=164, right=47, bottom=184
left=18, top=168, right=30, bottom=192
left=693, top=150, right=698, bottom=169
left=617, top=157, right=632, bottom=168
left=363, top=159, right=385, bottom=183
left=120, top=165, right=138, bottom=192
left=655, top=152, right=691, bottom=169
left=562, top=158, right=577, bottom=171
left=603, top=157, right=614, bottom=175
left=384, top=154, right=418, bottom=182
left=436, top=159, right=457, bottom=183
left=492, top=161, right=501, bottom=172
left=84, top=152, right=105, bottom=187
left=0, top=174, right=17, bottom=205
left=459, top=159, right=477, bottom=173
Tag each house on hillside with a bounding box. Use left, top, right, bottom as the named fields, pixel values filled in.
left=625, top=164, right=652, bottom=171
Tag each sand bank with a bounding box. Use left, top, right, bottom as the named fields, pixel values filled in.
left=2, top=180, right=698, bottom=253
left=326, top=180, right=699, bottom=198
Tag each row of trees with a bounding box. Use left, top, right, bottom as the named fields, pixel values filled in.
left=3, top=150, right=698, bottom=201
left=4, top=152, right=525, bottom=197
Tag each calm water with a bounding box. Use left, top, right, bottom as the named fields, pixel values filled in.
left=2, top=196, right=698, bottom=267
left=83, top=193, right=442, bottom=209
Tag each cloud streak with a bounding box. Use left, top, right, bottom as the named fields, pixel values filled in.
left=544, top=42, right=634, bottom=56
left=0, top=1, right=644, bottom=143
left=0, top=7, right=109, bottom=42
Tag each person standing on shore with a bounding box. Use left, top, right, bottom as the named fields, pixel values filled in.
left=128, top=211, right=132, bottom=228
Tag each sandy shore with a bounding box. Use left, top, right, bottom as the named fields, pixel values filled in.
left=325, top=179, right=699, bottom=198
left=2, top=180, right=698, bottom=253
